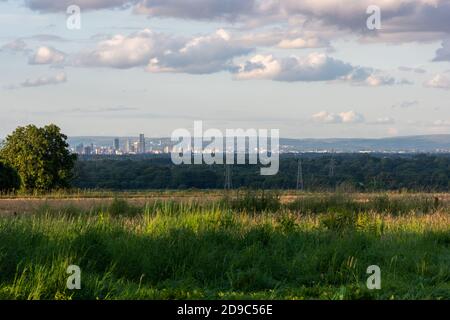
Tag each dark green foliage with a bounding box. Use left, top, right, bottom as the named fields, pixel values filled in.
left=0, top=124, right=76, bottom=192
left=72, top=154, right=450, bottom=191
left=108, top=198, right=140, bottom=217
left=0, top=161, right=20, bottom=193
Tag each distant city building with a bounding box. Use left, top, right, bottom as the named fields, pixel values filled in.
left=75, top=143, right=84, bottom=154
left=114, top=138, right=120, bottom=151
left=139, top=134, right=145, bottom=154
left=83, top=145, right=93, bottom=155
left=125, top=139, right=131, bottom=154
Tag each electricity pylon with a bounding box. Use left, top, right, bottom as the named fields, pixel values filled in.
left=296, top=158, right=304, bottom=191
left=329, top=150, right=336, bottom=191
left=224, top=164, right=233, bottom=190
left=329, top=151, right=336, bottom=178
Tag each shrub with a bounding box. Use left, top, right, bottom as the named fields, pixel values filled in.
left=320, top=210, right=359, bottom=232
left=108, top=198, right=139, bottom=217
left=224, top=191, right=281, bottom=213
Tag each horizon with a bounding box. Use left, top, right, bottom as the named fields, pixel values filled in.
left=2, top=132, right=450, bottom=142
left=66, top=133, right=450, bottom=140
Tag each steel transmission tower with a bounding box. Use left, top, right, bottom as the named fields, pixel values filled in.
left=296, top=158, right=304, bottom=191
left=329, top=151, right=336, bottom=178
left=329, top=150, right=336, bottom=190
left=224, top=165, right=233, bottom=190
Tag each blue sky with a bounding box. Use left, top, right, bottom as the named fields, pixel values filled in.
left=1, top=0, right=450, bottom=138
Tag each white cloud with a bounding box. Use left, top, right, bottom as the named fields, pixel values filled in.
left=235, top=53, right=353, bottom=82
left=277, top=37, right=329, bottom=49
left=387, top=127, right=399, bottom=135
left=29, top=46, right=65, bottom=65
left=342, top=68, right=411, bottom=86
left=424, top=73, right=450, bottom=89
left=20, top=72, right=67, bottom=87
left=131, top=0, right=450, bottom=40
left=339, top=110, right=365, bottom=123
left=1, top=39, right=28, bottom=52
left=398, top=66, right=426, bottom=74
left=78, top=29, right=252, bottom=74
left=232, top=55, right=281, bottom=80
left=76, top=29, right=175, bottom=69
left=364, top=75, right=396, bottom=86
left=312, top=110, right=365, bottom=124
left=433, top=120, right=450, bottom=126
left=146, top=29, right=252, bottom=74
left=312, top=111, right=341, bottom=123
left=24, top=0, right=133, bottom=11
left=279, top=0, right=450, bottom=42
left=230, top=26, right=336, bottom=50
left=135, top=0, right=450, bottom=43
left=392, top=100, right=419, bottom=108
left=20, top=0, right=450, bottom=44
left=371, top=117, right=396, bottom=125
left=234, top=53, right=402, bottom=85
left=134, top=0, right=262, bottom=21
left=433, top=39, right=450, bottom=61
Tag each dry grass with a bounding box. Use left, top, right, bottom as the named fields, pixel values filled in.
left=1, top=191, right=449, bottom=217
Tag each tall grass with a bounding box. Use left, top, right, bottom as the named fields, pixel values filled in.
left=287, top=193, right=444, bottom=215
left=0, top=193, right=448, bottom=300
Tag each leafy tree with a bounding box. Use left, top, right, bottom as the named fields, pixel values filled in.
left=0, top=160, right=20, bottom=192
left=0, top=124, right=77, bottom=192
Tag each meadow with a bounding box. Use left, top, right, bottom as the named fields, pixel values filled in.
left=0, top=192, right=448, bottom=300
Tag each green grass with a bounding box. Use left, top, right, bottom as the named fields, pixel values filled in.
left=0, top=194, right=448, bottom=300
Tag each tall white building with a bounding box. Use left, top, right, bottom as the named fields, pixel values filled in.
left=125, top=139, right=131, bottom=154
left=139, top=134, right=145, bottom=154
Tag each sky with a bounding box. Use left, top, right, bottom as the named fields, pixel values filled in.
left=1, top=0, right=450, bottom=139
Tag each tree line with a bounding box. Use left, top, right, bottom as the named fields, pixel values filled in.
left=73, top=153, right=449, bottom=192
left=0, top=124, right=448, bottom=193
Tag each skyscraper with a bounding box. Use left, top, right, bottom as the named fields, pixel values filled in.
left=114, top=138, right=120, bottom=151
left=75, top=143, right=84, bottom=155
left=125, top=139, right=131, bottom=154
left=139, top=134, right=145, bottom=154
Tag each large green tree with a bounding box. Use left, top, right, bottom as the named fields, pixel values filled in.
left=0, top=124, right=76, bottom=192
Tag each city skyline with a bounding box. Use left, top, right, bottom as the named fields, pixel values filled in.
left=69, top=133, right=450, bottom=155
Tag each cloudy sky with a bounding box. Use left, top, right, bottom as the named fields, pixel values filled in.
left=1, top=0, right=450, bottom=138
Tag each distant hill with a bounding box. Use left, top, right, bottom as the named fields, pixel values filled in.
left=67, top=134, right=450, bottom=153
left=280, top=135, right=450, bottom=152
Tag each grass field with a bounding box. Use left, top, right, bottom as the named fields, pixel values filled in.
left=0, top=192, right=448, bottom=300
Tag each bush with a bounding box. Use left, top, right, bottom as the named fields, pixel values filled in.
left=224, top=191, right=281, bottom=213
left=320, top=210, right=359, bottom=232
left=108, top=198, right=140, bottom=217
